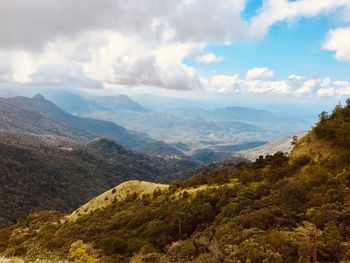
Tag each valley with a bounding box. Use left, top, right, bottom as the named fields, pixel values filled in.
left=0, top=89, right=311, bottom=157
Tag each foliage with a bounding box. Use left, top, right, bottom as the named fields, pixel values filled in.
left=68, top=240, right=99, bottom=263
left=0, top=138, right=198, bottom=227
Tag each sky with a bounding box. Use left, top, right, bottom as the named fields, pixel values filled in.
left=1, top=0, right=350, bottom=105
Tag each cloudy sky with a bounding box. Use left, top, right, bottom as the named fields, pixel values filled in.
left=1, top=0, right=350, bottom=101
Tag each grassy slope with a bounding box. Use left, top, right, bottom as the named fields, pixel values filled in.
left=67, top=180, right=169, bottom=222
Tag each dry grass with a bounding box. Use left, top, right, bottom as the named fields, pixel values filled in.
left=0, top=258, right=23, bottom=263
left=289, top=130, right=339, bottom=164
left=174, top=179, right=239, bottom=199
left=66, top=180, right=169, bottom=222
left=0, top=257, right=68, bottom=263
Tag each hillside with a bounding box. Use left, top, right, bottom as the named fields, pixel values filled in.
left=235, top=132, right=307, bottom=161
left=1, top=101, right=350, bottom=262
left=0, top=137, right=198, bottom=227
left=0, top=94, right=151, bottom=147
left=66, top=180, right=169, bottom=222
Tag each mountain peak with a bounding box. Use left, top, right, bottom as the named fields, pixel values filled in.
left=87, top=137, right=130, bottom=156
left=32, top=94, right=46, bottom=101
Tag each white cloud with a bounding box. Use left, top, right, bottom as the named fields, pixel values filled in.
left=0, top=0, right=247, bottom=91
left=0, top=0, right=350, bottom=93
left=196, top=53, right=223, bottom=63
left=205, top=72, right=350, bottom=97
left=0, top=31, right=201, bottom=90
left=0, top=0, right=248, bottom=50
left=288, top=74, right=303, bottom=81
left=295, top=79, right=318, bottom=95
left=317, top=87, right=335, bottom=97
left=246, top=67, right=274, bottom=80
left=338, top=87, right=350, bottom=96
left=249, top=0, right=350, bottom=39
left=206, top=73, right=291, bottom=95
left=210, top=74, right=240, bottom=93
left=323, top=27, right=350, bottom=63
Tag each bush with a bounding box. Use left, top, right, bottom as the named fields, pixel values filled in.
left=69, top=240, right=98, bottom=263
left=96, top=236, right=128, bottom=256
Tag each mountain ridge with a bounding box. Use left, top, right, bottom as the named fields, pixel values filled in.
left=0, top=94, right=152, bottom=147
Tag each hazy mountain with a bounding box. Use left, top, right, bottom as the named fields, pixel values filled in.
left=235, top=132, right=307, bottom=161
left=0, top=91, right=311, bottom=156
left=170, top=106, right=276, bottom=122
left=88, top=110, right=267, bottom=151
left=41, top=89, right=110, bottom=115
left=0, top=89, right=148, bottom=115
left=189, top=148, right=234, bottom=163
left=213, top=141, right=267, bottom=152
left=170, top=106, right=310, bottom=134
left=37, top=90, right=149, bottom=114
left=5, top=90, right=312, bottom=154
left=130, top=93, right=205, bottom=110
left=0, top=94, right=152, bottom=147
left=93, top=94, right=149, bottom=112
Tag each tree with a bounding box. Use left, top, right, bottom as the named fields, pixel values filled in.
left=69, top=240, right=99, bottom=263
left=291, top=135, right=298, bottom=146
left=296, top=222, right=322, bottom=263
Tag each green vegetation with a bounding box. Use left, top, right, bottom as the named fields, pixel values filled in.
left=1, top=102, right=350, bottom=262
left=0, top=138, right=198, bottom=227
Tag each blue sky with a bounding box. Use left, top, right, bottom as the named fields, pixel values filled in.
left=188, top=9, right=350, bottom=81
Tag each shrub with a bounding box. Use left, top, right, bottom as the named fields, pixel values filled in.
left=96, top=236, right=128, bottom=256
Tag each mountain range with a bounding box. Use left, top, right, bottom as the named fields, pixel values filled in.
left=1, top=100, right=349, bottom=262
left=0, top=89, right=310, bottom=154
left=0, top=94, right=151, bottom=148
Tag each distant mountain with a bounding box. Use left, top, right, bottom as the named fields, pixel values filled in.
left=0, top=92, right=310, bottom=155
left=88, top=110, right=266, bottom=151
left=93, top=94, right=149, bottom=112
left=213, top=141, right=267, bottom=152
left=171, top=106, right=276, bottom=122
left=189, top=148, right=233, bottom=163
left=168, top=106, right=310, bottom=141
left=41, top=89, right=110, bottom=115
left=0, top=89, right=148, bottom=115
left=235, top=132, right=307, bottom=160
left=0, top=94, right=152, bottom=147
